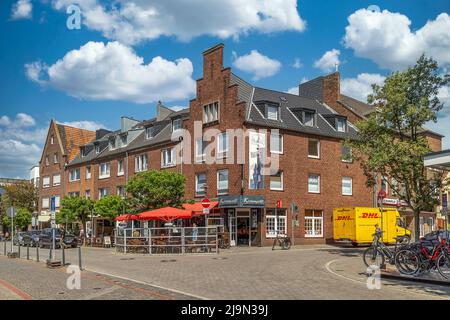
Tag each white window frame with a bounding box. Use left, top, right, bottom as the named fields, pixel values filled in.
left=342, top=177, right=353, bottom=196
left=54, top=195, right=60, bottom=208
left=117, top=186, right=125, bottom=198
left=99, top=163, right=111, bottom=179
left=117, top=160, right=124, bottom=176
left=53, top=174, right=61, bottom=187
left=42, top=176, right=50, bottom=188
left=267, top=105, right=279, bottom=121
left=303, top=111, right=315, bottom=127
left=217, top=169, right=229, bottom=195
left=86, top=166, right=91, bottom=180
left=172, top=119, right=182, bottom=132
left=109, top=138, right=116, bottom=150
left=53, top=153, right=58, bottom=164
left=95, top=144, right=100, bottom=154
left=381, top=176, right=389, bottom=194
left=308, top=139, right=320, bottom=159
left=146, top=127, right=155, bottom=139
left=120, top=134, right=127, bottom=147
left=341, top=144, right=353, bottom=163
left=195, top=139, right=206, bottom=163
left=270, top=171, right=284, bottom=191
left=217, top=132, right=229, bottom=159
left=50, top=136, right=54, bottom=145
left=305, top=210, right=323, bottom=238
left=161, top=148, right=176, bottom=168
left=42, top=197, right=49, bottom=209
left=265, top=211, right=287, bottom=238
left=98, top=188, right=109, bottom=200
left=135, top=154, right=148, bottom=173
left=270, top=133, right=283, bottom=154
left=336, top=118, right=346, bottom=132
left=85, top=190, right=91, bottom=199
left=69, top=169, right=80, bottom=182
left=308, top=174, right=320, bottom=194
left=203, top=102, right=219, bottom=124
left=45, top=156, right=49, bottom=166
left=195, top=173, right=207, bottom=196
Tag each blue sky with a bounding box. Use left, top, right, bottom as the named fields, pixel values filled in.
left=1, top=0, right=449, bottom=178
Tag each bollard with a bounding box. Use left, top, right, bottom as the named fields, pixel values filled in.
left=18, top=243, right=21, bottom=258
left=3, top=241, right=6, bottom=256
left=62, top=246, right=65, bottom=266
left=27, top=244, right=30, bottom=260
left=78, top=246, right=83, bottom=271
left=36, top=245, right=39, bottom=262
left=49, top=247, right=52, bottom=260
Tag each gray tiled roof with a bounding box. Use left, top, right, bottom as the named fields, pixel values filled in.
left=247, top=87, right=359, bottom=140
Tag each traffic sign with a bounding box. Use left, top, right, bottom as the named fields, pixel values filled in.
left=378, top=189, right=387, bottom=199
left=201, top=198, right=211, bottom=208
left=202, top=208, right=210, bottom=214
left=276, top=200, right=282, bottom=209
left=51, top=196, right=56, bottom=212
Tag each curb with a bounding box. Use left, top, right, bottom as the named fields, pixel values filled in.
left=381, top=271, right=450, bottom=287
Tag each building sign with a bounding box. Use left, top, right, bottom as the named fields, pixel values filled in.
left=218, top=195, right=265, bottom=208
left=249, top=131, right=265, bottom=190
left=382, top=198, right=399, bottom=206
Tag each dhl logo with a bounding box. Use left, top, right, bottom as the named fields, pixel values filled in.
left=336, top=216, right=352, bottom=221
left=362, top=212, right=379, bottom=218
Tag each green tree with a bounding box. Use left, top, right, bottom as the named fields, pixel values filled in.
left=94, top=195, right=125, bottom=220
left=1, top=208, right=32, bottom=231
left=60, top=196, right=94, bottom=234
left=348, top=55, right=449, bottom=240
left=0, top=181, right=38, bottom=215
left=125, top=170, right=186, bottom=211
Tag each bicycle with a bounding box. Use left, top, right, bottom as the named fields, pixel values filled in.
left=272, top=232, right=291, bottom=250
left=362, top=230, right=407, bottom=268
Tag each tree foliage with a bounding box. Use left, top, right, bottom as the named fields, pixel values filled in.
left=348, top=55, right=449, bottom=239
left=1, top=208, right=32, bottom=231
left=0, top=181, right=38, bottom=213
left=94, top=195, right=125, bottom=219
left=125, top=170, right=186, bottom=212
left=60, top=196, right=94, bottom=232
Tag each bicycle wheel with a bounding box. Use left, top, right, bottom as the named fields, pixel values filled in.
left=436, top=254, right=450, bottom=280
left=394, top=249, right=420, bottom=275
left=363, top=247, right=385, bottom=268
left=282, top=239, right=291, bottom=250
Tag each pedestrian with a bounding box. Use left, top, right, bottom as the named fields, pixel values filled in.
left=79, top=228, right=85, bottom=245
left=192, top=223, right=198, bottom=242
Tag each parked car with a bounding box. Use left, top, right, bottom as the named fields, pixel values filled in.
left=420, top=230, right=450, bottom=246
left=22, top=230, right=42, bottom=247
left=13, top=232, right=26, bottom=246
left=39, top=228, right=78, bottom=248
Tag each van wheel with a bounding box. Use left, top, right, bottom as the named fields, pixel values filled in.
left=351, top=242, right=358, bottom=247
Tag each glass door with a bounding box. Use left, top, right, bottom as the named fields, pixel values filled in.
left=228, top=210, right=236, bottom=246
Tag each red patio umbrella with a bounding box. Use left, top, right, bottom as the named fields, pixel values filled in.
left=182, top=201, right=218, bottom=214
left=138, top=207, right=193, bottom=222
left=115, top=214, right=140, bottom=221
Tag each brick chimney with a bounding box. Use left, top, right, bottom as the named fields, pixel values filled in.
left=322, top=72, right=340, bottom=107
left=202, top=43, right=224, bottom=80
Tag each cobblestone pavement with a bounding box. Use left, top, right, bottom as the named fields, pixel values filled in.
left=2, top=241, right=450, bottom=300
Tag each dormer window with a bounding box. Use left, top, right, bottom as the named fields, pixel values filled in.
left=336, top=117, right=347, bottom=132
left=146, top=126, right=155, bottom=139
left=267, top=105, right=279, bottom=121
left=95, top=144, right=100, bottom=154
left=172, top=119, right=182, bottom=132
left=120, top=134, right=127, bottom=146
left=109, top=137, right=116, bottom=150
left=303, top=111, right=315, bottom=127
left=80, top=147, right=86, bottom=157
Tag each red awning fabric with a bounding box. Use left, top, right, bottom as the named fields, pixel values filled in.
left=115, top=214, right=140, bottom=221
left=182, top=201, right=219, bottom=213
left=138, top=207, right=193, bottom=222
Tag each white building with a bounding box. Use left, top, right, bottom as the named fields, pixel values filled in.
left=30, top=165, right=39, bottom=188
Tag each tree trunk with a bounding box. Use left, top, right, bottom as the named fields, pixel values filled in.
left=414, top=209, right=421, bottom=241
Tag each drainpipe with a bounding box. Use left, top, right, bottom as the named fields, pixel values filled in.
left=240, top=164, right=244, bottom=196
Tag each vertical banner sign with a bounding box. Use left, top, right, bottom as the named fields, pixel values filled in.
left=249, top=131, right=266, bottom=189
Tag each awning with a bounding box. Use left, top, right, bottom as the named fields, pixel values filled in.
left=115, top=214, right=140, bottom=221
left=182, top=201, right=219, bottom=213
left=38, top=213, right=51, bottom=222
left=138, top=207, right=192, bottom=222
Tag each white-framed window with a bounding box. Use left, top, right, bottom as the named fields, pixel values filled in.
left=86, top=166, right=91, bottom=180
left=267, top=105, right=279, bottom=120
left=195, top=173, right=206, bottom=196
left=53, top=153, right=58, bottom=164
left=265, top=209, right=287, bottom=238
left=342, top=177, right=353, bottom=196
left=270, top=171, right=283, bottom=191
left=308, top=139, right=320, bottom=158
left=117, top=160, right=124, bottom=176
left=42, top=197, right=49, bottom=209
left=217, top=132, right=229, bottom=158
left=146, top=126, right=155, bottom=139
left=172, top=119, right=182, bottom=132
left=109, top=138, right=116, bottom=150
left=95, top=144, right=100, bottom=154
left=305, top=210, right=323, bottom=237
left=69, top=169, right=80, bottom=182
left=381, top=176, right=389, bottom=194
left=270, top=133, right=283, bottom=154
left=54, top=195, right=60, bottom=208
left=68, top=192, right=79, bottom=198
left=203, top=102, right=219, bottom=124
left=308, top=174, right=320, bottom=193
left=336, top=118, right=347, bottom=132
left=53, top=174, right=61, bottom=186
left=135, top=154, right=148, bottom=172
left=42, top=176, right=50, bottom=188
left=195, top=139, right=207, bottom=162
left=341, top=144, right=352, bottom=163
left=50, top=136, right=54, bottom=145
left=120, top=134, right=127, bottom=147
left=45, top=156, right=49, bottom=166
left=85, top=190, right=91, bottom=199
left=217, top=169, right=228, bottom=195
left=429, top=217, right=435, bottom=232
left=303, top=111, right=315, bottom=127
left=161, top=148, right=176, bottom=168
left=99, top=163, right=110, bottom=179
left=117, top=186, right=125, bottom=197
left=81, top=147, right=87, bottom=157
left=98, top=188, right=109, bottom=200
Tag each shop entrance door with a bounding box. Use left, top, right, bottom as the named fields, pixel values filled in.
left=236, top=209, right=251, bottom=247
left=228, top=210, right=237, bottom=246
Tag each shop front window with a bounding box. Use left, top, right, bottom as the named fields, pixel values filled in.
left=265, top=208, right=287, bottom=238
left=305, top=209, right=323, bottom=237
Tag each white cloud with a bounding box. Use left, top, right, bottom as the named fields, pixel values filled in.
left=340, top=73, right=386, bottom=102
left=11, top=0, right=32, bottom=20
left=286, top=87, right=299, bottom=95
left=51, top=0, right=305, bottom=45
left=343, top=9, right=450, bottom=70
left=232, top=50, right=281, bottom=80
left=25, top=41, right=196, bottom=104
left=314, top=49, right=340, bottom=73
left=292, top=58, right=303, bottom=69
left=168, top=106, right=186, bottom=112
left=61, top=121, right=106, bottom=131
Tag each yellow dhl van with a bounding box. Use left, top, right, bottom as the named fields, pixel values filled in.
left=333, top=207, right=411, bottom=246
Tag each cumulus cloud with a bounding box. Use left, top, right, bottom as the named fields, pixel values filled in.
left=232, top=50, right=281, bottom=80
left=314, top=49, right=340, bottom=73
left=25, top=41, right=196, bottom=104
left=61, top=120, right=107, bottom=131
left=286, top=87, right=299, bottom=95
left=340, top=73, right=386, bottom=102
left=292, top=58, right=303, bottom=69
left=50, top=0, right=305, bottom=45
left=11, top=0, right=32, bottom=20
left=343, top=9, right=450, bottom=70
